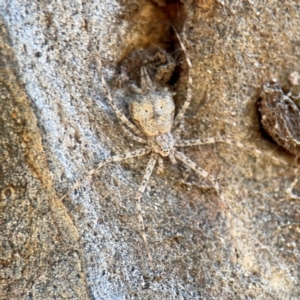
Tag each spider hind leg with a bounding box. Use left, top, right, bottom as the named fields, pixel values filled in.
left=134, top=153, right=158, bottom=270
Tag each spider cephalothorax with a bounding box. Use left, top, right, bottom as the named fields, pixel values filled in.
left=148, top=133, right=175, bottom=157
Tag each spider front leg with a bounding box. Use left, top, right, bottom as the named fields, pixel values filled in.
left=135, top=153, right=158, bottom=270
left=97, top=56, right=146, bottom=143
left=60, top=148, right=151, bottom=201
left=172, top=26, right=193, bottom=129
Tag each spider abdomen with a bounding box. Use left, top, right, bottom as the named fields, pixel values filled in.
left=130, top=90, right=175, bottom=136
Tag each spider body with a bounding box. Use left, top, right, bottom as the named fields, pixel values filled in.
left=92, top=26, right=235, bottom=269
left=130, top=66, right=176, bottom=158
left=85, top=29, right=232, bottom=270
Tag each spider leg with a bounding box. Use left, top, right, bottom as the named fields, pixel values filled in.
left=174, top=150, right=230, bottom=211
left=175, top=137, right=292, bottom=167
left=135, top=153, right=158, bottom=270
left=173, top=149, right=239, bottom=254
left=172, top=26, right=193, bottom=129
left=157, top=156, right=164, bottom=174
left=120, top=126, right=147, bottom=144
left=60, top=147, right=151, bottom=201
left=286, top=167, right=300, bottom=200
left=141, top=66, right=155, bottom=92
left=97, top=56, right=146, bottom=141
left=129, top=67, right=155, bottom=95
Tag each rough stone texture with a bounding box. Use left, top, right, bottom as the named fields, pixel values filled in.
left=1, top=0, right=300, bottom=299
left=0, top=21, right=88, bottom=299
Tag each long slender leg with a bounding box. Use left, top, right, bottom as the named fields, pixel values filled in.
left=157, top=156, right=164, bottom=174
left=286, top=166, right=300, bottom=200
left=175, top=137, right=291, bottom=167
left=120, top=126, right=147, bottom=144
left=141, top=66, right=155, bottom=92
left=172, top=26, right=193, bottom=129
left=174, top=150, right=230, bottom=213
left=173, top=150, right=237, bottom=255
left=134, top=153, right=158, bottom=270
left=60, top=148, right=151, bottom=201
left=97, top=56, right=145, bottom=138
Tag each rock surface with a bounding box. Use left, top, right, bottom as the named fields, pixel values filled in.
left=1, top=0, right=299, bottom=299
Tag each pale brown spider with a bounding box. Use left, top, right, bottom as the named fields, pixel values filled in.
left=61, top=28, right=292, bottom=269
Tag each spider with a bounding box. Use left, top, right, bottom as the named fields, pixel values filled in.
left=61, top=28, right=291, bottom=269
